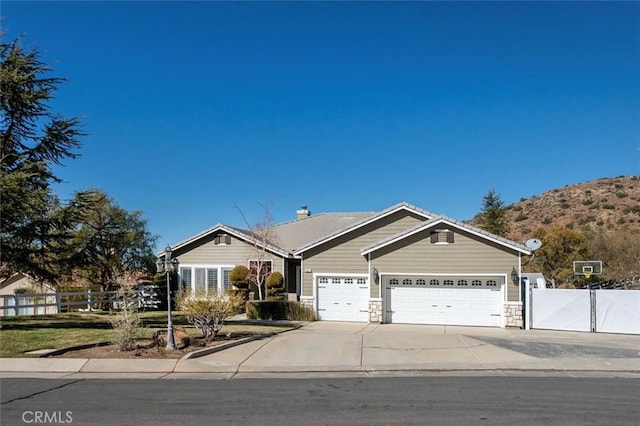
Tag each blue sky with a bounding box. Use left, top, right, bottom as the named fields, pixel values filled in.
left=3, top=1, right=639, bottom=250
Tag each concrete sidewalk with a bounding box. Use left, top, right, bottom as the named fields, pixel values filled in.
left=2, top=322, right=639, bottom=379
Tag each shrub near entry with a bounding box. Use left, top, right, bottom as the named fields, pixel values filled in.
left=176, top=290, right=242, bottom=341
left=246, top=301, right=315, bottom=321
left=265, top=272, right=285, bottom=301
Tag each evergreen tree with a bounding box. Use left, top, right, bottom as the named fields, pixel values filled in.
left=0, top=35, right=85, bottom=283
left=478, top=189, right=509, bottom=237
left=71, top=190, right=158, bottom=292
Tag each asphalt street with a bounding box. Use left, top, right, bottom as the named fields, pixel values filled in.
left=2, top=377, right=639, bottom=425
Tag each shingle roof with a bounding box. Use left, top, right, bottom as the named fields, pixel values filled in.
left=360, top=215, right=531, bottom=255
left=167, top=202, right=522, bottom=259
left=268, top=212, right=376, bottom=253
left=292, top=201, right=437, bottom=254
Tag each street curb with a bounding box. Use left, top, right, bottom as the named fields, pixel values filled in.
left=181, top=333, right=276, bottom=360
left=181, top=322, right=307, bottom=360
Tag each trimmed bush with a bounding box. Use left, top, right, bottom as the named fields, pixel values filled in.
left=230, top=265, right=250, bottom=290
left=246, top=301, right=315, bottom=321
left=265, top=272, right=285, bottom=301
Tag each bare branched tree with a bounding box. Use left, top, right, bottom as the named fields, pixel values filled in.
left=235, top=204, right=280, bottom=301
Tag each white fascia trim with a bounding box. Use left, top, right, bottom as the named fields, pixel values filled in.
left=379, top=272, right=509, bottom=277
left=518, top=253, right=522, bottom=303
left=166, top=224, right=291, bottom=259
left=361, top=218, right=531, bottom=256
left=313, top=272, right=369, bottom=278
left=294, top=204, right=433, bottom=255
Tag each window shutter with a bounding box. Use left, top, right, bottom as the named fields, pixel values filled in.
left=430, top=232, right=438, bottom=243
left=214, top=236, right=221, bottom=245
left=446, top=231, right=455, bottom=243
left=225, top=234, right=231, bottom=245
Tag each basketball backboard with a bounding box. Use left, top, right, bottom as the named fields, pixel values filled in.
left=573, top=260, right=602, bottom=278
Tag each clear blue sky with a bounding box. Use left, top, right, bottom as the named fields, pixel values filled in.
left=4, top=1, right=639, bottom=250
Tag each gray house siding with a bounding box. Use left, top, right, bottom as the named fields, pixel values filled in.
left=174, top=232, right=285, bottom=274
left=369, top=227, right=522, bottom=301
left=302, top=210, right=426, bottom=298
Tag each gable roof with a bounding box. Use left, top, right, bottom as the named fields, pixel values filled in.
left=360, top=215, right=531, bottom=256
left=163, top=223, right=292, bottom=258
left=293, top=202, right=437, bottom=254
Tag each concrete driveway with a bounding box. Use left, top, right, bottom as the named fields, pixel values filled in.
left=183, top=322, right=640, bottom=374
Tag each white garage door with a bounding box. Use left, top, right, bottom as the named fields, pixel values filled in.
left=317, top=276, right=369, bottom=322
left=385, top=276, right=503, bottom=327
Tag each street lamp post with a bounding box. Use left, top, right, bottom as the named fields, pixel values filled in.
left=156, top=245, right=179, bottom=350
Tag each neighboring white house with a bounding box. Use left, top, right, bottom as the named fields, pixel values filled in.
left=0, top=273, right=58, bottom=317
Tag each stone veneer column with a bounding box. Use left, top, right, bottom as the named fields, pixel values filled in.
left=369, top=298, right=383, bottom=323
left=503, top=302, right=523, bottom=328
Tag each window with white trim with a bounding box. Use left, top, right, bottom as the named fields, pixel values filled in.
left=402, top=278, right=412, bottom=286
left=443, top=279, right=454, bottom=286
left=222, top=268, right=232, bottom=291
left=486, top=279, right=498, bottom=287
left=416, top=279, right=426, bottom=286
left=345, top=278, right=353, bottom=284
left=179, top=265, right=233, bottom=294
left=472, top=279, right=482, bottom=286
left=429, top=279, right=440, bottom=286
left=457, top=280, right=468, bottom=286
left=390, top=278, right=399, bottom=286
left=357, top=278, right=366, bottom=286
left=180, top=267, right=192, bottom=291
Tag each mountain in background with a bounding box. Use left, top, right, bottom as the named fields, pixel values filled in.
left=470, top=175, right=640, bottom=243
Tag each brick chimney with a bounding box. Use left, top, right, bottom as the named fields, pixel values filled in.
left=297, top=205, right=310, bottom=220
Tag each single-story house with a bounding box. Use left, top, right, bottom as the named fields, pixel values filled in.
left=167, top=202, right=531, bottom=328
left=0, top=273, right=58, bottom=316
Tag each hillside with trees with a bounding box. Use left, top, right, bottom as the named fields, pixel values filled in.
left=503, top=176, right=640, bottom=243
left=470, top=176, right=640, bottom=289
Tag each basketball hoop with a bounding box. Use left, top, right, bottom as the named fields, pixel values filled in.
left=584, top=271, right=592, bottom=279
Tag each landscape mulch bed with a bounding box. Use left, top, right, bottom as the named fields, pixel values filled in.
left=49, top=334, right=256, bottom=359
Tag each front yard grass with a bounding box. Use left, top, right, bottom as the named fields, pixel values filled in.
left=0, top=311, right=296, bottom=358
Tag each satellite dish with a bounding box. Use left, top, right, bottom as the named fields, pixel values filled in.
left=525, top=239, right=542, bottom=251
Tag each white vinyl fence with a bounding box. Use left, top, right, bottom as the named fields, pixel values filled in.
left=0, top=289, right=160, bottom=317
left=595, top=290, right=640, bottom=335
left=527, top=286, right=640, bottom=335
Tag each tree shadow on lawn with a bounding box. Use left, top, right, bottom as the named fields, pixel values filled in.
left=0, top=314, right=191, bottom=331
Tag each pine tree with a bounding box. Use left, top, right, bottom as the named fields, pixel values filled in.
left=1, top=35, right=85, bottom=283
left=479, top=189, right=509, bottom=237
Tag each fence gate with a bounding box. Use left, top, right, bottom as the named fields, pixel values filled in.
left=529, top=288, right=591, bottom=332
left=527, top=286, right=640, bottom=335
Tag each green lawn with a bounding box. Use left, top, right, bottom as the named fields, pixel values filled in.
left=0, top=311, right=296, bottom=358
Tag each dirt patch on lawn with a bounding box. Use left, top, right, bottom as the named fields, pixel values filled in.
left=49, top=334, right=257, bottom=359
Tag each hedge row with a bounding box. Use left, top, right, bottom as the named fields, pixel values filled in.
left=246, top=301, right=315, bottom=321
